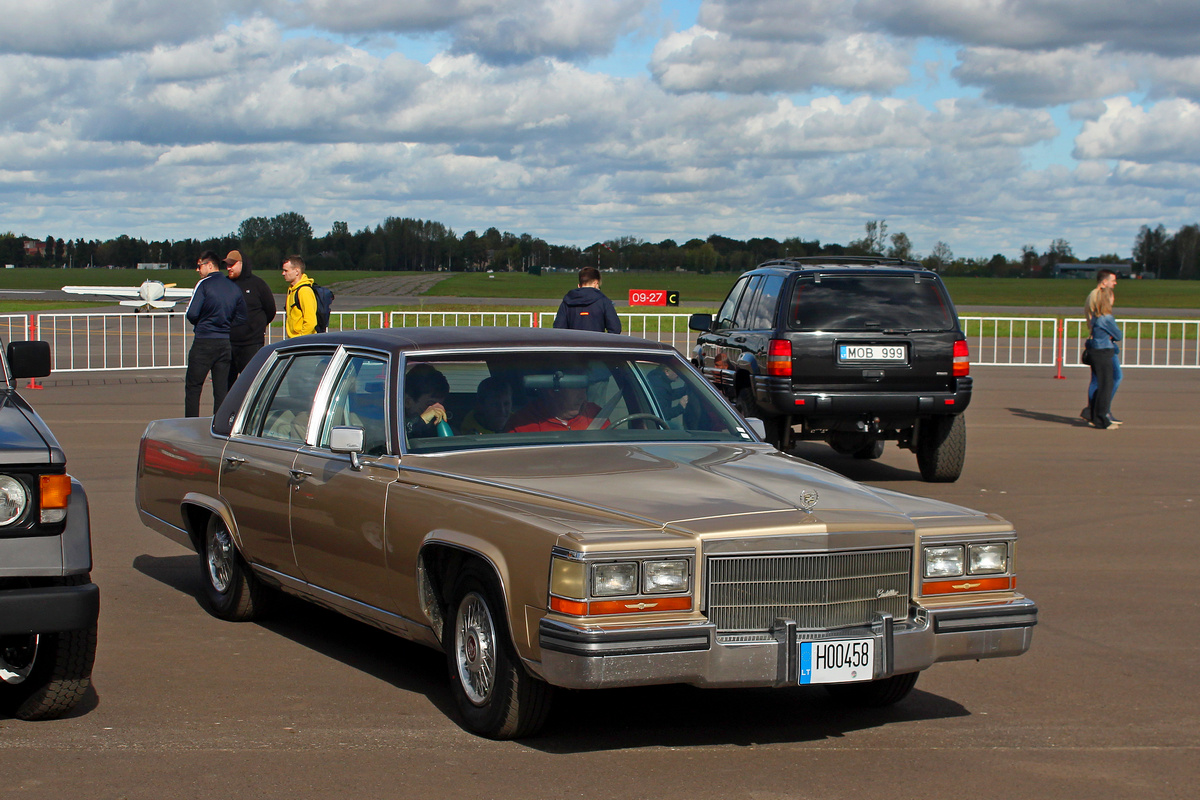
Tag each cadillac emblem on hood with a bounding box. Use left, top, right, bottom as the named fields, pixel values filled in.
left=798, top=489, right=819, bottom=512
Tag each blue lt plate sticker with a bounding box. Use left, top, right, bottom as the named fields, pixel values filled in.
left=798, top=638, right=874, bottom=684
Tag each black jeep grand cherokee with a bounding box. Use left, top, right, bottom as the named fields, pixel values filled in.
left=690, top=257, right=971, bottom=482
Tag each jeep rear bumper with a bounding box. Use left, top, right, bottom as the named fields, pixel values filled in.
left=755, top=375, right=973, bottom=422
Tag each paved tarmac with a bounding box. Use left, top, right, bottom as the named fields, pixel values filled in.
left=4, top=365, right=1198, bottom=799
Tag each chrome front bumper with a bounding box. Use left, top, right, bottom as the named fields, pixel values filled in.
left=534, top=597, right=1037, bottom=690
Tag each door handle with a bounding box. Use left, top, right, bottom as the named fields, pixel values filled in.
left=224, top=455, right=246, bottom=465
left=289, top=468, right=313, bottom=480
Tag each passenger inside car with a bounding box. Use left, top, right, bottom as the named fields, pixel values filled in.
left=403, top=363, right=450, bottom=439
left=506, top=369, right=606, bottom=432
left=460, top=376, right=513, bottom=435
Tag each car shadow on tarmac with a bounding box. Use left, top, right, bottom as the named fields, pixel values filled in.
left=132, top=554, right=456, bottom=719
left=785, top=442, right=925, bottom=482
left=134, top=553, right=969, bottom=749
left=528, top=682, right=969, bottom=753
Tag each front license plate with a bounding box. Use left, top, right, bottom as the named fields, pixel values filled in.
left=798, top=638, right=874, bottom=684
left=838, top=344, right=907, bottom=363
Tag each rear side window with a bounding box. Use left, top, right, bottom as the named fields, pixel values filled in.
left=732, top=276, right=762, bottom=328
left=715, top=276, right=751, bottom=329
left=747, top=274, right=784, bottom=329
left=788, top=275, right=954, bottom=332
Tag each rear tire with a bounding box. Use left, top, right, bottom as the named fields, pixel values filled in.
left=444, top=565, right=553, bottom=739
left=0, top=576, right=97, bottom=721
left=916, top=415, right=966, bottom=482
left=826, top=671, right=919, bottom=707
left=200, top=515, right=269, bottom=621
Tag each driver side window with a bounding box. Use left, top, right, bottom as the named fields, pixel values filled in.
left=321, top=356, right=389, bottom=456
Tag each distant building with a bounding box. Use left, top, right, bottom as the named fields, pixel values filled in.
left=137, top=263, right=169, bottom=270
left=1052, top=262, right=1133, bottom=279
left=23, top=240, right=47, bottom=257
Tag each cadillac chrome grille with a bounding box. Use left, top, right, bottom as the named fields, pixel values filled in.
left=706, top=549, right=911, bottom=634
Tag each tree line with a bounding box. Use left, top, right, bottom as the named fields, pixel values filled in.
left=3, top=214, right=1197, bottom=278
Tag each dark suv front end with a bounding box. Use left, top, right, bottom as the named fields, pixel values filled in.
left=0, top=340, right=98, bottom=720
left=691, top=257, right=972, bottom=481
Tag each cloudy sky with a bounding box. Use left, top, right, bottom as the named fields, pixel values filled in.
left=3, top=0, right=1199, bottom=259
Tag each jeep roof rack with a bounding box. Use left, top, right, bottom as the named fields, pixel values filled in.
left=756, top=256, right=924, bottom=269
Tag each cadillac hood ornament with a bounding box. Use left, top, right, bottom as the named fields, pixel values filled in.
left=798, top=489, right=819, bottom=512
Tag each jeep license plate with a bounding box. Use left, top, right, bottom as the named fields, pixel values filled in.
left=838, top=344, right=907, bottom=363
left=798, top=638, right=874, bottom=684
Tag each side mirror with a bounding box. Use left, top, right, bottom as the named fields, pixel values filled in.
left=745, top=418, right=767, bottom=440
left=688, top=313, right=713, bottom=332
left=329, top=426, right=365, bottom=470
left=6, top=340, right=52, bottom=380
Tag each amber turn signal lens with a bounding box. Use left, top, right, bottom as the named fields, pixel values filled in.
left=549, top=595, right=692, bottom=616
left=921, top=576, right=1012, bottom=595
left=39, top=474, right=71, bottom=509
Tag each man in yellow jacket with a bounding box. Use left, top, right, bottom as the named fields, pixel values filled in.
left=282, top=255, right=317, bottom=338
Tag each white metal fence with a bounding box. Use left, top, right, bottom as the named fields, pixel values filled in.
left=5, top=311, right=1198, bottom=374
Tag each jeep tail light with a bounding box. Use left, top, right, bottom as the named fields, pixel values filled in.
left=952, top=338, right=970, bottom=377
left=767, top=339, right=792, bottom=377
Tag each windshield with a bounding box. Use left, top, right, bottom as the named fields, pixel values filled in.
left=788, top=275, right=954, bottom=332
left=403, top=351, right=753, bottom=454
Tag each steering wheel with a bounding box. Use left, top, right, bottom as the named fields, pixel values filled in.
left=608, top=413, right=671, bottom=430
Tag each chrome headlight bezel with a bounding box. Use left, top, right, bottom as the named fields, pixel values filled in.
left=591, top=561, right=639, bottom=597
left=923, top=544, right=964, bottom=578
left=0, top=474, right=29, bottom=527
left=642, top=559, right=690, bottom=594
left=968, top=542, right=1009, bottom=574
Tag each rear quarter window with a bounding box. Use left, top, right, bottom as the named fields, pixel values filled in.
left=788, top=275, right=954, bottom=332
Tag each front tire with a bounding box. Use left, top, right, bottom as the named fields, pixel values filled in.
left=826, top=671, right=919, bottom=707
left=200, top=515, right=268, bottom=621
left=916, top=415, right=966, bottom=482
left=0, top=577, right=98, bottom=721
left=444, top=566, right=552, bottom=739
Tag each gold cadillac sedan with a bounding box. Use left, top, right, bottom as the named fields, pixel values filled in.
left=135, top=327, right=1036, bottom=739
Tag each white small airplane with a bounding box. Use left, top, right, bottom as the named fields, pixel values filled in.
left=61, top=280, right=193, bottom=311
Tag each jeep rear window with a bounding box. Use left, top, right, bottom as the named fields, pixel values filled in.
left=788, top=275, right=954, bottom=332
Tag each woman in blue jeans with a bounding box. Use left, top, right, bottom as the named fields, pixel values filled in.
left=1085, top=289, right=1122, bottom=429
left=1082, top=274, right=1122, bottom=425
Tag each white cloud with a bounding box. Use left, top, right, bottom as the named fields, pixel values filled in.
left=858, top=0, right=1200, bottom=57
left=651, top=26, right=910, bottom=94
left=953, top=45, right=1138, bottom=107
left=1074, top=97, right=1200, bottom=164
left=0, top=0, right=249, bottom=57
left=297, top=0, right=652, bottom=64
left=1, top=3, right=1198, bottom=257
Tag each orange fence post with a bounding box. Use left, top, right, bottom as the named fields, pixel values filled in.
left=26, top=314, right=43, bottom=389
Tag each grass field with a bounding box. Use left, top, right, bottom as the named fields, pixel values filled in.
left=3, top=267, right=1199, bottom=310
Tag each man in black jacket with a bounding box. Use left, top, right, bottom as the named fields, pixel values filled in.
left=223, top=250, right=277, bottom=388
left=184, top=251, right=247, bottom=417
left=553, top=267, right=622, bottom=333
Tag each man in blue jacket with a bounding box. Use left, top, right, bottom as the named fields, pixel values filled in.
left=184, top=251, right=247, bottom=417
left=553, top=267, right=621, bottom=333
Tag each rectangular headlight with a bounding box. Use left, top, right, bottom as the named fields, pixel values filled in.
left=924, top=545, right=964, bottom=578
left=592, top=562, right=638, bottom=597
left=643, top=559, right=689, bottom=594
left=969, top=543, right=1008, bottom=574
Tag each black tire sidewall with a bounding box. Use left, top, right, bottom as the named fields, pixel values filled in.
left=443, top=570, right=520, bottom=737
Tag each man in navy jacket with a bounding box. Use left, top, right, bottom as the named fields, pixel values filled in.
left=553, top=267, right=621, bottom=333
left=184, top=251, right=247, bottom=417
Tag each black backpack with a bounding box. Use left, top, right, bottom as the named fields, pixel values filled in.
left=293, top=281, right=334, bottom=333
